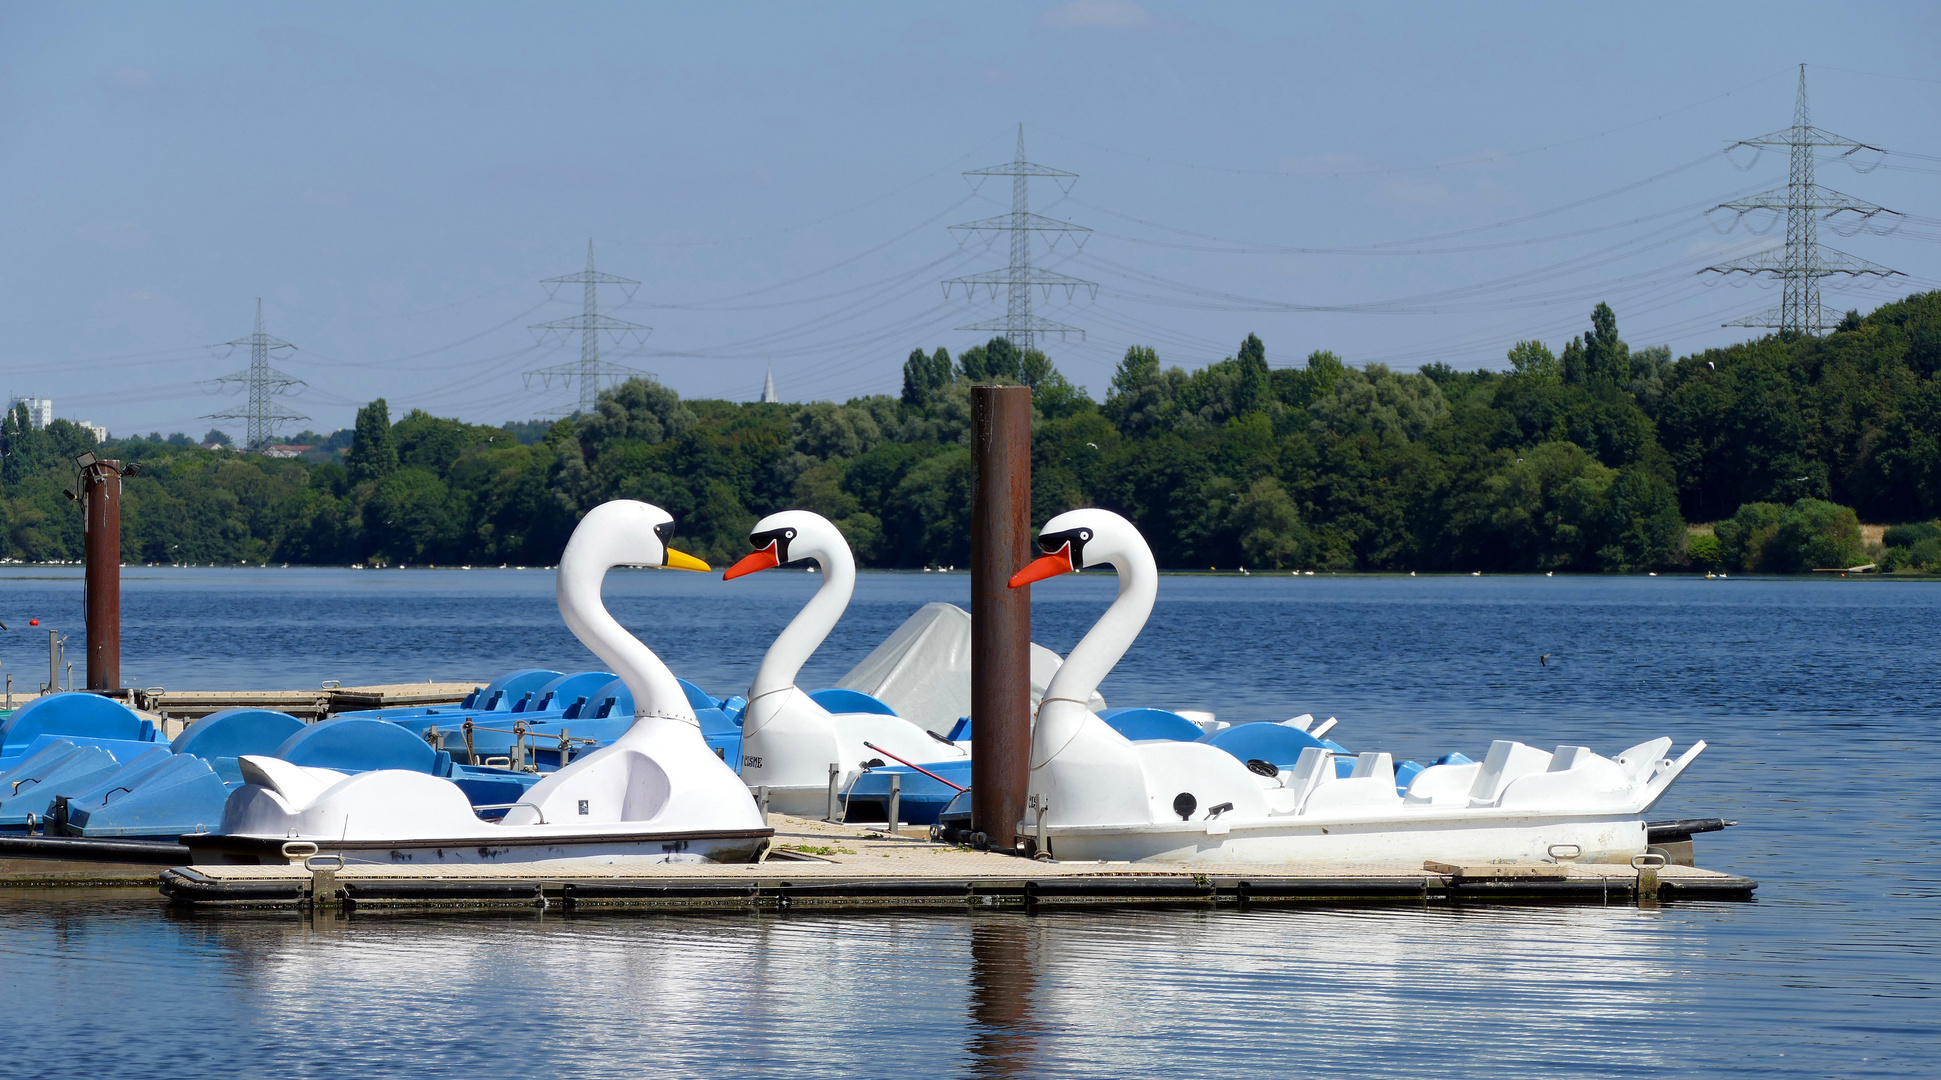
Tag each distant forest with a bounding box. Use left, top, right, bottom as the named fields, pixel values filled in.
left=4, top=292, right=1940, bottom=574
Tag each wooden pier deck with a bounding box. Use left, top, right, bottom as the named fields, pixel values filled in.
left=2, top=681, right=484, bottom=733
left=150, top=814, right=1756, bottom=913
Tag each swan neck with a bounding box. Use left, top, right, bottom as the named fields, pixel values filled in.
left=557, top=550, right=693, bottom=728
left=1034, top=548, right=1154, bottom=764
left=749, top=544, right=855, bottom=699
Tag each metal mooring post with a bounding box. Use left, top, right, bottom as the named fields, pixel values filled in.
left=887, top=773, right=901, bottom=834
left=78, top=455, right=124, bottom=691
left=970, top=385, right=1032, bottom=851
left=826, top=762, right=841, bottom=822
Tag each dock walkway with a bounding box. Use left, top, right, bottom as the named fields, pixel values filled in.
left=155, top=814, right=1756, bottom=913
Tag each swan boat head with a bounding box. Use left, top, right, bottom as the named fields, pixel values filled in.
left=722, top=510, right=857, bottom=704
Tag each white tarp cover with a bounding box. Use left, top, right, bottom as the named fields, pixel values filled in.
left=834, top=602, right=1106, bottom=732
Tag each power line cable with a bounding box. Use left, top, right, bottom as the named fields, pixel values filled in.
left=1036, top=70, right=1792, bottom=178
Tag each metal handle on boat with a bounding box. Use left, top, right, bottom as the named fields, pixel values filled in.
left=508, top=801, right=547, bottom=824
left=1631, top=852, right=1667, bottom=870
left=860, top=741, right=968, bottom=792
left=304, top=853, right=345, bottom=871
left=282, top=841, right=320, bottom=860
left=1548, top=844, right=1582, bottom=862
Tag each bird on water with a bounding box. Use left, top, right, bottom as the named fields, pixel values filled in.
left=1540, top=654, right=1551, bottom=667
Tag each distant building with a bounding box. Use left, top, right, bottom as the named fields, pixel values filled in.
left=77, top=421, right=107, bottom=443
left=261, top=444, right=315, bottom=459
left=8, top=396, right=52, bottom=429
left=761, top=367, right=779, bottom=403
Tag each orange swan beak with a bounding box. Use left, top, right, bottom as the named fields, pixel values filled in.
left=1008, top=544, right=1073, bottom=589
left=723, top=542, right=781, bottom=581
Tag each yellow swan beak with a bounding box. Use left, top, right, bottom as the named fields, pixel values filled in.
left=664, top=548, right=711, bottom=572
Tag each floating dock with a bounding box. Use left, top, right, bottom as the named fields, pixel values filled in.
left=142, top=815, right=1754, bottom=913
left=3, top=681, right=483, bottom=731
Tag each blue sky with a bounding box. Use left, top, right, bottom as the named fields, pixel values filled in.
left=2, top=1, right=1936, bottom=438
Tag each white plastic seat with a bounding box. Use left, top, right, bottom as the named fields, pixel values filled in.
left=1496, top=745, right=1633, bottom=811
left=1302, top=752, right=1402, bottom=816
left=1466, top=740, right=1554, bottom=807
left=1404, top=762, right=1481, bottom=806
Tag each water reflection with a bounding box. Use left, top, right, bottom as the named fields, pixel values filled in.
left=146, top=902, right=1705, bottom=1078
left=0, top=892, right=1926, bottom=1078
left=967, top=917, right=1041, bottom=1078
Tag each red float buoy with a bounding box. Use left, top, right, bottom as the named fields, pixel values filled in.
left=28, top=618, right=39, bottom=626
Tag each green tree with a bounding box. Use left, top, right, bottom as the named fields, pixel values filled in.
left=1686, top=532, right=1723, bottom=570
left=1584, top=302, right=1629, bottom=387
left=901, top=347, right=955, bottom=406
left=1235, top=333, right=1270, bottom=416
left=1103, top=345, right=1173, bottom=437
left=1, top=403, right=46, bottom=485
left=1765, top=498, right=1864, bottom=571
left=345, top=399, right=398, bottom=484
left=43, top=419, right=99, bottom=463
left=959, top=336, right=1021, bottom=384
left=1507, top=340, right=1560, bottom=382
left=1234, top=476, right=1311, bottom=568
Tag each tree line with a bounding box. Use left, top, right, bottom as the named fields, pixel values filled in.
left=3, top=291, right=1939, bottom=574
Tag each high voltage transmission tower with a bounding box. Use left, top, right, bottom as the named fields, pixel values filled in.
left=205, top=299, right=307, bottom=450
left=944, top=124, right=1098, bottom=350
left=525, top=240, right=654, bottom=416
left=1701, top=65, right=1904, bottom=336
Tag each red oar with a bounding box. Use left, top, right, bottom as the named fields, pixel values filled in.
left=861, top=740, right=967, bottom=792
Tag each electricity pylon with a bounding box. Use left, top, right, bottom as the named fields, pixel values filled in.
left=1701, top=65, right=1903, bottom=335
left=206, top=299, right=307, bottom=450
left=944, top=124, right=1098, bottom=349
left=525, top=240, right=654, bottom=416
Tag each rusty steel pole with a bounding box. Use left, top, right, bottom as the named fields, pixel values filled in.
left=970, top=385, right=1032, bottom=850
left=82, top=459, right=122, bottom=691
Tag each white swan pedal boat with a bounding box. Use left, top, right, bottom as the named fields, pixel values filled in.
left=183, top=501, right=771, bottom=867
left=1009, top=508, right=1706, bottom=866
left=722, top=510, right=973, bottom=816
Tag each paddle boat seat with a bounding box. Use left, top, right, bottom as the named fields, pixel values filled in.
left=1202, top=721, right=1330, bottom=768
left=841, top=758, right=973, bottom=826
left=1099, top=707, right=1205, bottom=743
left=277, top=717, right=539, bottom=809
left=806, top=688, right=897, bottom=716
left=1299, top=752, right=1403, bottom=817
left=402, top=675, right=745, bottom=773
left=171, top=708, right=309, bottom=783
left=0, top=693, right=166, bottom=763
left=60, top=753, right=232, bottom=838
left=0, top=742, right=166, bottom=829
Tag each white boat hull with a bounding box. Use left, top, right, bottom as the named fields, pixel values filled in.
left=1044, top=814, right=1647, bottom=865
left=184, top=827, right=772, bottom=867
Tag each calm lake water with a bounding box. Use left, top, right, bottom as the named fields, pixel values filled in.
left=1, top=567, right=1936, bottom=1078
